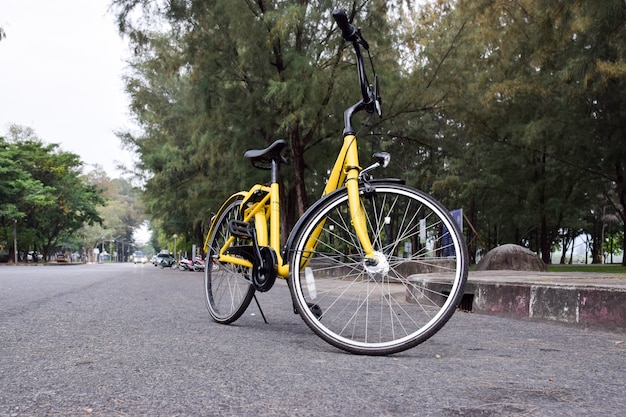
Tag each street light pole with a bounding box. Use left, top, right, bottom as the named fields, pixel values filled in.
left=173, top=234, right=178, bottom=262
left=13, top=219, right=17, bottom=264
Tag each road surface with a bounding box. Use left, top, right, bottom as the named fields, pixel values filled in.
left=1, top=263, right=624, bottom=416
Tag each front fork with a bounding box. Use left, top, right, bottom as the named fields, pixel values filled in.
left=342, top=136, right=377, bottom=264
left=319, top=134, right=376, bottom=260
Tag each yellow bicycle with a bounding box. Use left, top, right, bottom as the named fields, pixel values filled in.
left=203, top=9, right=468, bottom=355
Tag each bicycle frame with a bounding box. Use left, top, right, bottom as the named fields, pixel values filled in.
left=204, top=8, right=469, bottom=356
left=205, top=131, right=376, bottom=280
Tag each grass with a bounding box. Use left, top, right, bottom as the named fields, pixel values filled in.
left=547, top=263, right=626, bottom=274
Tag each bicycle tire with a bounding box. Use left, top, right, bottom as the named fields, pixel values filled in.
left=288, top=182, right=468, bottom=355
left=204, top=196, right=255, bottom=324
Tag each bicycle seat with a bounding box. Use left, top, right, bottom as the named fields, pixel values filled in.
left=244, top=139, right=288, bottom=168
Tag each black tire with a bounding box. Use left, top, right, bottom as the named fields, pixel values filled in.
left=288, top=182, right=468, bottom=355
left=204, top=196, right=255, bottom=324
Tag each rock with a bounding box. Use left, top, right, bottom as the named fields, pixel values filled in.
left=475, top=244, right=547, bottom=272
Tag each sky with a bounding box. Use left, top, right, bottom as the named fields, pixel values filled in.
left=1, top=0, right=135, bottom=178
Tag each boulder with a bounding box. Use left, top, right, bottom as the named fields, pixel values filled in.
left=475, top=244, right=547, bottom=272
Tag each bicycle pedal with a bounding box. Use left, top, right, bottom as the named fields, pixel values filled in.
left=228, top=220, right=253, bottom=239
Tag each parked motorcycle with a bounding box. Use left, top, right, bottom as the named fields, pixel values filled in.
left=178, top=256, right=205, bottom=272
left=178, top=257, right=193, bottom=271
left=192, top=256, right=205, bottom=272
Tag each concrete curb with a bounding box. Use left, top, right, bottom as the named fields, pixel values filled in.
left=467, top=271, right=626, bottom=332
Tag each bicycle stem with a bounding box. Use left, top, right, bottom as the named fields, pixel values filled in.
left=343, top=100, right=366, bottom=136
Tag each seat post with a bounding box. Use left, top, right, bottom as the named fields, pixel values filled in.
left=271, top=159, right=279, bottom=184
left=269, top=158, right=285, bottom=273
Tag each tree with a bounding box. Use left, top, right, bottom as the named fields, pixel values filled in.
left=112, top=0, right=400, bottom=245
left=401, top=0, right=626, bottom=263
left=110, top=1, right=625, bottom=265
left=82, top=168, right=146, bottom=262
left=0, top=126, right=104, bottom=260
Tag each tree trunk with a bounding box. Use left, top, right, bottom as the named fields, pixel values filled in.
left=290, top=129, right=308, bottom=217
left=281, top=184, right=296, bottom=247
left=567, top=236, right=576, bottom=265
left=559, top=231, right=570, bottom=265
left=540, top=215, right=551, bottom=264
left=614, top=161, right=626, bottom=266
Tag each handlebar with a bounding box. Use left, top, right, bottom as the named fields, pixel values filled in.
left=332, top=8, right=380, bottom=136
left=332, top=8, right=358, bottom=42
left=333, top=9, right=370, bottom=50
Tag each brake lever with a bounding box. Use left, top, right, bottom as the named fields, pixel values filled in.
left=373, top=74, right=382, bottom=117
left=363, top=86, right=375, bottom=114
left=375, top=98, right=382, bottom=117
left=365, top=79, right=382, bottom=117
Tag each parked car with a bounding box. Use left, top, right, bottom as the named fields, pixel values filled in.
left=27, top=251, right=43, bottom=262
left=154, top=253, right=176, bottom=268
left=55, top=253, right=68, bottom=263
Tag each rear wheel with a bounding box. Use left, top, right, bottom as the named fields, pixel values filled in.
left=289, top=182, right=468, bottom=355
left=204, top=196, right=255, bottom=324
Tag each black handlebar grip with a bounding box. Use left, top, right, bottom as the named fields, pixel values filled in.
left=332, top=8, right=357, bottom=41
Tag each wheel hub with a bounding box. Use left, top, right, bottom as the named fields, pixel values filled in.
left=364, top=251, right=390, bottom=279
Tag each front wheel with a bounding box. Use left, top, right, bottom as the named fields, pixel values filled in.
left=204, top=196, right=255, bottom=324
left=288, top=183, right=468, bottom=355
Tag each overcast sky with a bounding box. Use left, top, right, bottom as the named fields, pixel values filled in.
left=1, top=0, right=135, bottom=178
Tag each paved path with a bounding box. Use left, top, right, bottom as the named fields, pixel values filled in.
left=1, top=264, right=625, bottom=416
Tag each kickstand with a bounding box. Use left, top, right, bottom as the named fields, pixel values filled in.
left=252, top=294, right=268, bottom=324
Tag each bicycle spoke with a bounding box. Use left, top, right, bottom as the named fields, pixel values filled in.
left=204, top=197, right=255, bottom=324
left=290, top=184, right=467, bottom=355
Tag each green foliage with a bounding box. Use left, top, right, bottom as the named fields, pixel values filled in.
left=399, top=0, right=626, bottom=263
left=113, top=0, right=401, bottom=245
left=547, top=264, right=626, bottom=274
left=111, top=0, right=626, bottom=265
left=80, top=168, right=146, bottom=261
left=0, top=126, right=105, bottom=260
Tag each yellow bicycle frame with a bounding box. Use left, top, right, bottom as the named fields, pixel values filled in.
left=205, top=133, right=376, bottom=279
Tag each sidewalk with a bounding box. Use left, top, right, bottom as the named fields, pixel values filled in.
left=465, top=271, right=626, bottom=332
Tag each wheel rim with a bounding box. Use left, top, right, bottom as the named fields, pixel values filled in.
left=204, top=198, right=255, bottom=323
left=290, top=185, right=467, bottom=354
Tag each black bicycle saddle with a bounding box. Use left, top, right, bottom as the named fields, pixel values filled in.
left=244, top=139, right=289, bottom=167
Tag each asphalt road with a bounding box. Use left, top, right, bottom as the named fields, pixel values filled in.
left=1, top=263, right=624, bottom=416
